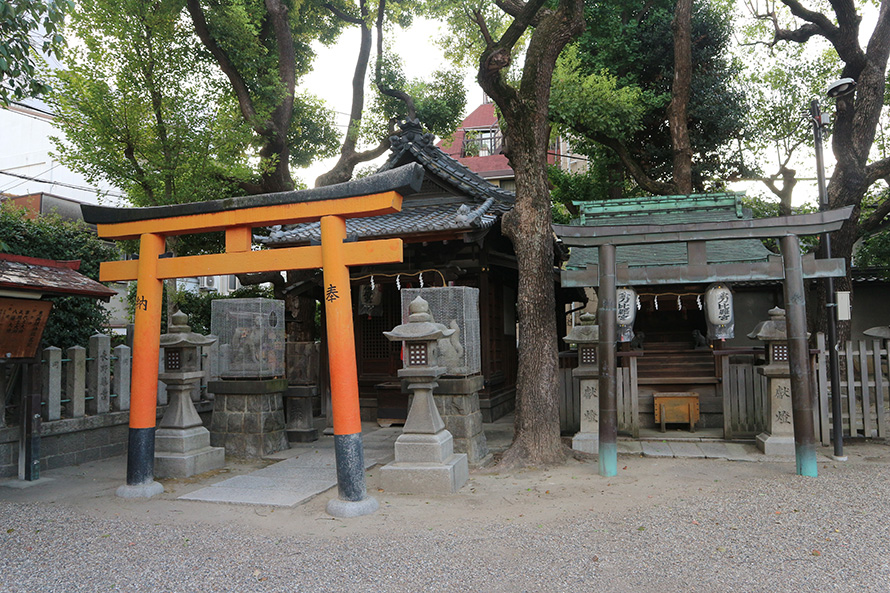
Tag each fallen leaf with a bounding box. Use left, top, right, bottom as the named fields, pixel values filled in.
left=812, top=550, right=821, bottom=556
left=716, top=546, right=727, bottom=553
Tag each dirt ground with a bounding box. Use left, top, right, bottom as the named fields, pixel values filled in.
left=11, top=439, right=888, bottom=539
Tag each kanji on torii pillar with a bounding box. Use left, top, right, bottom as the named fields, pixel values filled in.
left=82, top=164, right=424, bottom=517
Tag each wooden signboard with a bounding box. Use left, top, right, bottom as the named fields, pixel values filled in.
left=0, top=297, right=53, bottom=359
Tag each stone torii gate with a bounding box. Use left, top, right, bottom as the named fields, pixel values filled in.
left=554, top=206, right=853, bottom=478
left=82, top=164, right=424, bottom=517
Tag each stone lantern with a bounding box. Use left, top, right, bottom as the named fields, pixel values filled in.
left=748, top=307, right=802, bottom=456
left=155, top=310, right=225, bottom=478
left=400, top=286, right=488, bottom=465
left=380, top=296, right=469, bottom=494
left=566, top=313, right=600, bottom=454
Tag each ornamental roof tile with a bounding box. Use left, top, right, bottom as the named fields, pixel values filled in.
left=259, top=120, right=514, bottom=247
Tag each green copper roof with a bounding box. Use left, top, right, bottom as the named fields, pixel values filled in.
left=564, top=192, right=774, bottom=270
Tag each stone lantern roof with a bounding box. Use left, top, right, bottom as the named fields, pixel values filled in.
left=383, top=297, right=455, bottom=343
left=159, top=310, right=216, bottom=349
left=564, top=312, right=599, bottom=344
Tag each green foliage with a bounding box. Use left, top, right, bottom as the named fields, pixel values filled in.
left=549, top=166, right=602, bottom=208
left=0, top=202, right=119, bottom=349
left=741, top=193, right=818, bottom=253
left=740, top=39, right=838, bottom=180
left=48, top=0, right=255, bottom=218
left=195, top=0, right=342, bottom=178
left=0, top=0, right=73, bottom=105
left=364, top=49, right=466, bottom=139
left=552, top=0, right=748, bottom=195
left=550, top=46, right=650, bottom=143
left=172, top=285, right=275, bottom=335
left=287, top=91, right=341, bottom=168
left=855, top=231, right=890, bottom=271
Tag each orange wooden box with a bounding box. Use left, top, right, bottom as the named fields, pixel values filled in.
left=653, top=392, right=700, bottom=432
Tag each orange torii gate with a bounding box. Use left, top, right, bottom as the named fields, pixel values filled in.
left=82, top=164, right=424, bottom=516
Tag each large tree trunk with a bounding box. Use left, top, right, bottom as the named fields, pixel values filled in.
left=500, top=127, right=565, bottom=467
left=667, top=0, right=693, bottom=194
left=474, top=0, right=584, bottom=467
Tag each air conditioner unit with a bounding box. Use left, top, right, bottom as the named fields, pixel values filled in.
left=199, top=276, right=218, bottom=291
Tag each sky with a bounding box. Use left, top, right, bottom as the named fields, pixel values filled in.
left=296, top=17, right=478, bottom=186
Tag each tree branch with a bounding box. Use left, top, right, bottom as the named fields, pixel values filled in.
left=866, top=156, right=890, bottom=187
left=185, top=0, right=263, bottom=132
left=322, top=2, right=364, bottom=25
left=859, top=193, right=890, bottom=234
left=374, top=0, right=416, bottom=120
left=494, top=0, right=544, bottom=27
left=587, top=131, right=680, bottom=195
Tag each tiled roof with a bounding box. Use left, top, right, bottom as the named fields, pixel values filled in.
left=260, top=120, right=514, bottom=246
left=564, top=193, right=774, bottom=269
left=0, top=253, right=116, bottom=299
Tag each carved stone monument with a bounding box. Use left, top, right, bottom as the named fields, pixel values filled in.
left=209, top=298, right=288, bottom=457
left=400, top=287, right=488, bottom=465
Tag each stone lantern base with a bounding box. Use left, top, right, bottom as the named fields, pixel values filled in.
left=155, top=426, right=225, bottom=478
left=380, top=431, right=469, bottom=495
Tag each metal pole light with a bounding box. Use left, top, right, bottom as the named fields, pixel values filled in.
left=811, top=77, right=856, bottom=462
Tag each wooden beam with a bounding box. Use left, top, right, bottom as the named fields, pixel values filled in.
left=561, top=255, right=847, bottom=287
left=99, top=239, right=403, bottom=282
left=93, top=191, right=403, bottom=240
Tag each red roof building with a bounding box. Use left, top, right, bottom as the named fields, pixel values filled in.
left=438, top=100, right=587, bottom=189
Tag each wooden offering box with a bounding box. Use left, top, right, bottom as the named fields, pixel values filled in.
left=653, top=392, right=700, bottom=432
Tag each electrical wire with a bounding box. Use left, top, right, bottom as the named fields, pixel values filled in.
left=0, top=169, right=125, bottom=198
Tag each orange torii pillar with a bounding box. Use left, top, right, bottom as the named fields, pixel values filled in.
left=82, top=164, right=422, bottom=515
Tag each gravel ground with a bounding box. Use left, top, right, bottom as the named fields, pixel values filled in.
left=2, top=448, right=889, bottom=592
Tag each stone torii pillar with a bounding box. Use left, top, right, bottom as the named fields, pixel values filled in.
left=82, top=164, right=424, bottom=514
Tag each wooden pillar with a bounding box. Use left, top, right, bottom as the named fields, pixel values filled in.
left=119, top=232, right=165, bottom=497
left=598, top=243, right=618, bottom=477
left=319, top=215, right=377, bottom=517
left=780, top=234, right=818, bottom=477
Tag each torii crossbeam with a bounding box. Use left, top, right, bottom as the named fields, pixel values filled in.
left=82, top=164, right=424, bottom=515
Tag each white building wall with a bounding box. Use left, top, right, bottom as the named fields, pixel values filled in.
left=0, top=100, right=125, bottom=206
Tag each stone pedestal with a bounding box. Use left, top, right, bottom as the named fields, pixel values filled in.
left=284, top=385, right=319, bottom=443
left=749, top=307, right=801, bottom=458
left=432, top=375, right=489, bottom=466
left=756, top=376, right=795, bottom=456
left=381, top=380, right=469, bottom=495
left=208, top=379, right=289, bottom=458
left=154, top=380, right=225, bottom=478
left=572, top=377, right=600, bottom=454
left=564, top=316, right=600, bottom=455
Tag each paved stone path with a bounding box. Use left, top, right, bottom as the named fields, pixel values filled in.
left=178, top=425, right=760, bottom=508
left=179, top=427, right=400, bottom=507
left=620, top=439, right=761, bottom=461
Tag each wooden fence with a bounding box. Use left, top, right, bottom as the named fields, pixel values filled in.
left=1, top=335, right=217, bottom=429
left=719, top=356, right=769, bottom=440
left=559, top=335, right=890, bottom=444
left=814, top=334, right=889, bottom=445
